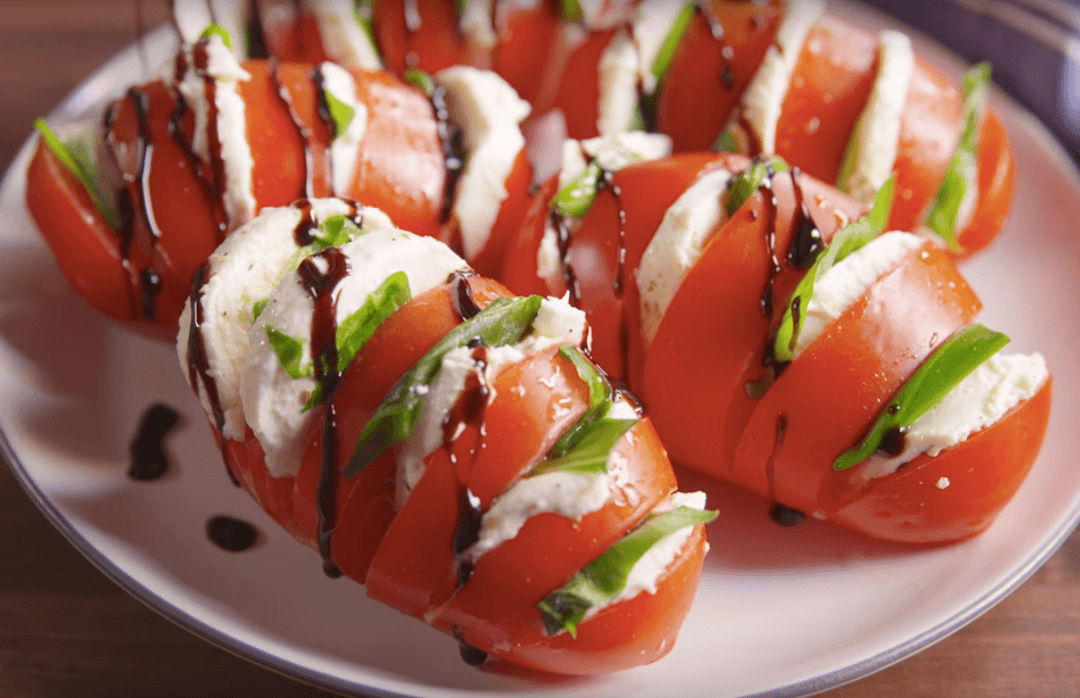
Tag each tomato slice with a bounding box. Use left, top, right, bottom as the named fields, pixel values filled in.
left=455, top=148, right=534, bottom=278
left=550, top=29, right=615, bottom=140
left=887, top=57, right=962, bottom=233
left=499, top=176, right=560, bottom=296
left=503, top=525, right=707, bottom=675
left=731, top=241, right=981, bottom=520
left=774, top=15, right=878, bottom=185
left=490, top=0, right=561, bottom=105
left=425, top=419, right=677, bottom=656
left=954, top=109, right=1016, bottom=256
left=364, top=343, right=596, bottom=619
left=637, top=162, right=864, bottom=477
left=372, top=0, right=472, bottom=76
left=25, top=142, right=135, bottom=329
left=656, top=1, right=783, bottom=152
left=825, top=379, right=1051, bottom=543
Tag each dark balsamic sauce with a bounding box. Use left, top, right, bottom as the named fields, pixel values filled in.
left=448, top=271, right=481, bottom=320
left=194, top=43, right=230, bottom=232
left=550, top=211, right=581, bottom=305
left=698, top=2, right=735, bottom=89
left=877, top=426, right=907, bottom=457
left=596, top=169, right=629, bottom=299
left=207, top=515, right=259, bottom=551
left=312, top=66, right=339, bottom=196
left=168, top=50, right=229, bottom=241
left=245, top=0, right=271, bottom=59
left=763, top=413, right=803, bottom=526
left=298, top=247, right=351, bottom=578
left=430, top=85, right=466, bottom=223
left=452, top=626, right=488, bottom=666
left=786, top=168, right=823, bottom=270
left=128, top=403, right=182, bottom=482
left=269, top=59, right=315, bottom=199
left=186, top=265, right=240, bottom=487
left=452, top=486, right=484, bottom=587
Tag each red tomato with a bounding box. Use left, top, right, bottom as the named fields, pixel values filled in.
left=549, top=30, right=615, bottom=140
left=372, top=0, right=472, bottom=75
left=731, top=241, right=982, bottom=527
left=825, top=379, right=1051, bottom=543
left=499, top=176, right=560, bottom=297
left=773, top=15, right=878, bottom=184
left=955, top=109, right=1016, bottom=256
left=635, top=159, right=863, bottom=477
left=502, top=525, right=707, bottom=675
left=425, top=419, right=678, bottom=658
left=655, top=0, right=783, bottom=152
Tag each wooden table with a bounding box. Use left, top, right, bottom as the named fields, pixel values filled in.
left=0, top=2, right=1077, bottom=696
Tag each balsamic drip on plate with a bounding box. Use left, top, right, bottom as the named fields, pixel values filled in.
left=128, top=403, right=182, bottom=482
left=764, top=413, right=804, bottom=526
left=206, top=515, right=259, bottom=552
left=298, top=247, right=351, bottom=579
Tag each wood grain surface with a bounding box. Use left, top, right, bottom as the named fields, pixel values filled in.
left=0, top=1, right=1078, bottom=697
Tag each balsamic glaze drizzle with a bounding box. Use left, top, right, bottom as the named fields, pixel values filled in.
left=787, top=167, right=823, bottom=270
left=430, top=85, right=466, bottom=223
left=449, top=271, right=481, bottom=320
left=128, top=403, right=182, bottom=482
left=698, top=2, right=735, bottom=89
left=206, top=515, right=259, bottom=552
left=269, top=59, right=315, bottom=199
left=298, top=247, right=351, bottom=578
left=452, top=626, right=488, bottom=666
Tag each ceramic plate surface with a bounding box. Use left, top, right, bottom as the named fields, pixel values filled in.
left=2, top=5, right=1079, bottom=698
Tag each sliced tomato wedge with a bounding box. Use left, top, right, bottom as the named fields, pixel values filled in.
left=549, top=29, right=615, bottom=140
left=425, top=419, right=677, bottom=656
left=503, top=525, right=707, bottom=675
left=825, top=379, right=1050, bottom=543
left=656, top=0, right=783, bottom=153
left=731, top=241, right=982, bottom=523
left=954, top=109, right=1016, bottom=256
left=371, top=0, right=472, bottom=76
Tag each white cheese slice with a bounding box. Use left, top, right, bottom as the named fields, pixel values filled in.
left=174, top=33, right=256, bottom=229
left=176, top=198, right=394, bottom=441
left=395, top=297, right=588, bottom=507
left=840, top=30, right=915, bottom=203
left=303, top=0, right=384, bottom=70
left=794, top=231, right=923, bottom=357
left=740, top=0, right=825, bottom=154
left=436, top=66, right=531, bottom=261
left=636, top=167, right=734, bottom=346
left=596, top=28, right=641, bottom=135
left=460, top=0, right=498, bottom=55
left=856, top=352, right=1049, bottom=481
left=577, top=0, right=639, bottom=29
left=317, top=61, right=370, bottom=195
left=240, top=227, right=469, bottom=478
left=632, top=0, right=688, bottom=95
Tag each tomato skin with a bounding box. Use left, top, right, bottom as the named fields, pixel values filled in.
left=955, top=109, right=1016, bottom=256
left=636, top=159, right=864, bottom=478
left=774, top=16, right=878, bottom=185
left=499, top=176, right=560, bottom=297
left=25, top=142, right=136, bottom=328
left=426, top=419, right=677, bottom=652
left=503, top=525, right=707, bottom=675
left=656, top=1, right=783, bottom=153
left=731, top=242, right=982, bottom=524
left=550, top=30, right=614, bottom=140
left=372, top=0, right=472, bottom=75
left=826, top=379, right=1051, bottom=544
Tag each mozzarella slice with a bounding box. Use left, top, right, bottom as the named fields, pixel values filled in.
left=303, top=0, right=384, bottom=70
left=839, top=30, right=915, bottom=203
left=596, top=28, right=640, bottom=135
left=636, top=167, right=733, bottom=346
left=317, top=61, right=369, bottom=194
left=436, top=66, right=531, bottom=261
left=740, top=0, right=825, bottom=154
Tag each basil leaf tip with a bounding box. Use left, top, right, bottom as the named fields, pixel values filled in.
left=833, top=323, right=1009, bottom=471
left=725, top=156, right=788, bottom=218
left=34, top=118, right=120, bottom=229
left=402, top=69, right=436, bottom=97
left=322, top=90, right=355, bottom=139
left=200, top=23, right=232, bottom=49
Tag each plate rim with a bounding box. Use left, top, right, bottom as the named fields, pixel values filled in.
left=2, top=8, right=1079, bottom=698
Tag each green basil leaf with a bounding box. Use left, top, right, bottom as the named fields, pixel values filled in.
left=547, top=345, right=613, bottom=457
left=532, top=418, right=636, bottom=477
left=200, top=23, right=232, bottom=49
left=34, top=118, right=119, bottom=229
left=551, top=160, right=602, bottom=219
left=454, top=0, right=467, bottom=17
left=322, top=90, right=355, bottom=140
left=403, top=68, right=436, bottom=96
left=772, top=176, right=894, bottom=363
left=649, top=1, right=696, bottom=89
left=724, top=156, right=788, bottom=218
left=834, top=116, right=861, bottom=191
left=335, top=271, right=411, bottom=372
left=251, top=298, right=269, bottom=321
left=924, top=62, right=991, bottom=251
left=265, top=326, right=311, bottom=379
left=833, top=323, right=1010, bottom=471
left=712, top=125, right=739, bottom=153
left=344, top=295, right=544, bottom=477
left=311, top=214, right=364, bottom=250
left=558, top=0, right=583, bottom=21
left=536, top=505, right=717, bottom=638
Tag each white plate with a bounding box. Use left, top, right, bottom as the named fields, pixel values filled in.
left=2, top=6, right=1079, bottom=698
